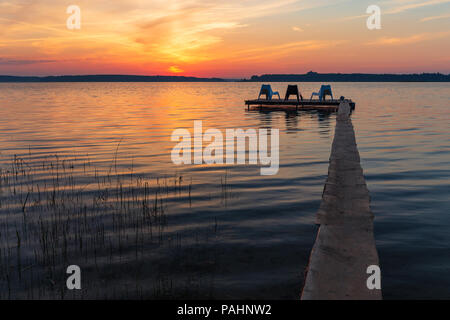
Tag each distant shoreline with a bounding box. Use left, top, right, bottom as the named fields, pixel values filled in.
left=1, top=72, right=449, bottom=82
left=0, top=75, right=226, bottom=83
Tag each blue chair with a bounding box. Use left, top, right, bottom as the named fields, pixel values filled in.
left=310, top=85, right=333, bottom=101
left=258, top=84, right=280, bottom=100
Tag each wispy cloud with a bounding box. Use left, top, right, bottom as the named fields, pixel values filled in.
left=341, top=0, right=450, bottom=21
left=366, top=31, right=450, bottom=45
left=0, top=58, right=57, bottom=65
left=340, top=14, right=369, bottom=21
left=129, top=0, right=340, bottom=64
left=292, top=26, right=304, bottom=32
left=227, top=39, right=348, bottom=62
left=386, top=0, right=450, bottom=14
left=421, top=13, right=450, bottom=21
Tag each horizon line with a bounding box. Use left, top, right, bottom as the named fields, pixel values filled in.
left=1, top=71, right=450, bottom=79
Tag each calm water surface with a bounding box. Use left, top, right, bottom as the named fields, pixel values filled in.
left=0, top=82, right=448, bottom=299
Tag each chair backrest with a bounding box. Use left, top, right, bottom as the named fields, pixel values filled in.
left=260, top=84, right=273, bottom=95
left=286, top=85, right=299, bottom=95
left=320, top=85, right=332, bottom=96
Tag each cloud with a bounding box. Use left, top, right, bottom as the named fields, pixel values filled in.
left=130, top=0, right=327, bottom=63
left=386, top=0, right=450, bottom=14
left=421, top=13, right=450, bottom=21
left=292, top=26, right=303, bottom=32
left=365, top=31, right=450, bottom=45
left=340, top=0, right=450, bottom=21
left=340, top=14, right=369, bottom=21
left=0, top=58, right=57, bottom=65
left=226, top=39, right=348, bottom=62
left=0, top=2, right=21, bottom=9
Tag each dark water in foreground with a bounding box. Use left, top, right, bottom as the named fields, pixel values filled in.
left=0, top=82, right=448, bottom=299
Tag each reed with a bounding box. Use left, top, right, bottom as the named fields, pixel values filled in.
left=0, top=151, right=224, bottom=299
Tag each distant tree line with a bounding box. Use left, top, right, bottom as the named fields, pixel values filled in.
left=0, top=75, right=225, bottom=82
left=245, top=71, right=450, bottom=82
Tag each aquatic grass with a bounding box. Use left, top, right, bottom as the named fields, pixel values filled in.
left=0, top=151, right=226, bottom=299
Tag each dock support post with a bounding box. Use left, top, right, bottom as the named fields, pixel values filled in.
left=301, top=101, right=381, bottom=300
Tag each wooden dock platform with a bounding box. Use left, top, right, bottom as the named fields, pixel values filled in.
left=244, top=98, right=355, bottom=111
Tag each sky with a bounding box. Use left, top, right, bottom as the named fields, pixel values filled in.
left=0, top=0, right=449, bottom=77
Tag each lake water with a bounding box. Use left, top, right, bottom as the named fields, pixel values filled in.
left=0, top=82, right=448, bottom=299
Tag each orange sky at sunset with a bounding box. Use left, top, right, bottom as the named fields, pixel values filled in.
left=1, top=0, right=449, bottom=77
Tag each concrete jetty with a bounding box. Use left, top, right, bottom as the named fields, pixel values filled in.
left=301, top=101, right=382, bottom=300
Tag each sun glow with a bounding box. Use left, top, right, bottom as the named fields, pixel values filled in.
left=168, top=66, right=184, bottom=74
